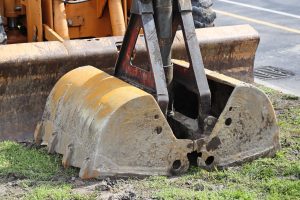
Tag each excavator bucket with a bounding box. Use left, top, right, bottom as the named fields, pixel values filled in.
left=35, top=66, right=193, bottom=178
left=35, top=65, right=279, bottom=179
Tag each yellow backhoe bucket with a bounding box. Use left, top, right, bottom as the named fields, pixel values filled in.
left=35, top=65, right=279, bottom=179
left=35, top=66, right=192, bottom=178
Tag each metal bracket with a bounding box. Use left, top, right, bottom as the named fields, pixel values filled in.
left=172, top=0, right=212, bottom=125
left=115, top=0, right=212, bottom=122
left=115, top=0, right=169, bottom=114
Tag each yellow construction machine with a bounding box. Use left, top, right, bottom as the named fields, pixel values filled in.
left=0, top=0, right=279, bottom=178
left=0, top=0, right=216, bottom=44
left=0, top=0, right=132, bottom=44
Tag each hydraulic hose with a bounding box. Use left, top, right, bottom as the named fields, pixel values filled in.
left=154, top=0, right=174, bottom=115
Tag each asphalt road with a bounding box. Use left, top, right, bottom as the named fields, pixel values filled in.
left=213, top=0, right=300, bottom=96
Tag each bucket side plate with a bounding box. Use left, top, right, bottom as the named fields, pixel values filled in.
left=197, top=71, right=280, bottom=167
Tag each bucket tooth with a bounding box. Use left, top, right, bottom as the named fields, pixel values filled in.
left=47, top=132, right=58, bottom=154
left=36, top=66, right=194, bottom=178
left=62, top=144, right=74, bottom=168
left=79, top=158, right=100, bottom=179
left=34, top=122, right=43, bottom=145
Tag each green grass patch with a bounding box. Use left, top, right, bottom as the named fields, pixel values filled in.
left=257, top=85, right=278, bottom=96
left=154, top=187, right=203, bottom=200
left=148, top=166, right=299, bottom=200
left=25, top=184, right=95, bottom=200
left=281, top=94, right=299, bottom=101
left=241, top=155, right=300, bottom=179
left=263, top=179, right=300, bottom=200
left=258, top=85, right=300, bottom=135
left=154, top=186, right=257, bottom=200
left=153, top=179, right=257, bottom=200
left=278, top=107, right=300, bottom=134
left=0, top=141, right=77, bottom=180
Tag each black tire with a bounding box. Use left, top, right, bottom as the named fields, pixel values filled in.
left=192, top=0, right=216, bottom=28
left=0, top=16, right=7, bottom=45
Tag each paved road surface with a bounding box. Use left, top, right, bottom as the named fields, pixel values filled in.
left=213, top=0, right=300, bottom=96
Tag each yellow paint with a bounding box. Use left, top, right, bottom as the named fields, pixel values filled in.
left=50, top=66, right=151, bottom=120
left=108, top=0, right=126, bottom=36
left=214, top=9, right=300, bottom=34
left=43, top=24, right=64, bottom=42
left=53, top=0, right=69, bottom=39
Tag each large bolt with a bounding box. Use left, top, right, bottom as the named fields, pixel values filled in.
left=206, top=116, right=215, bottom=126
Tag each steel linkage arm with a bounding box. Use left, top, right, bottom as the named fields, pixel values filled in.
left=115, top=0, right=169, bottom=114
left=172, top=0, right=213, bottom=131
left=115, top=0, right=213, bottom=130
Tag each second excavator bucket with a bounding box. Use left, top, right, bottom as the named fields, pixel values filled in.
left=35, top=65, right=280, bottom=179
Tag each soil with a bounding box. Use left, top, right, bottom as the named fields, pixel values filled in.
left=0, top=173, right=140, bottom=200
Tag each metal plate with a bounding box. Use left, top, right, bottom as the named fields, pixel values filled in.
left=254, top=66, right=295, bottom=80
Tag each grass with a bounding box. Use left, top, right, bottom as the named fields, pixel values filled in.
left=0, top=141, right=77, bottom=181
left=278, top=107, right=300, bottom=134
left=139, top=159, right=299, bottom=199
left=24, top=185, right=95, bottom=200
left=0, top=142, right=85, bottom=199
left=0, top=86, right=299, bottom=199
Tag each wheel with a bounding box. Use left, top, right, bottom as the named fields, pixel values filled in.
left=0, top=16, right=7, bottom=45
left=191, top=0, right=216, bottom=28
